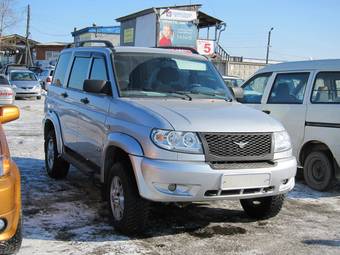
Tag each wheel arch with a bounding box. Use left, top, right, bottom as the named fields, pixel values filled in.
left=299, top=140, right=340, bottom=179
left=43, top=112, right=63, bottom=155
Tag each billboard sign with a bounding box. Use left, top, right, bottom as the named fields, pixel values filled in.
left=158, top=20, right=197, bottom=48
left=159, top=9, right=197, bottom=21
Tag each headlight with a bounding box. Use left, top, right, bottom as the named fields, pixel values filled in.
left=12, top=85, right=17, bottom=90
left=274, top=131, right=291, bottom=152
left=151, top=129, right=203, bottom=154
left=0, top=155, right=11, bottom=176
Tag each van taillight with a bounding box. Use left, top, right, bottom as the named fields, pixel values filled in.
left=46, top=77, right=52, bottom=83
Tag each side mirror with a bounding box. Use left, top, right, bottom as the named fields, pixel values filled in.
left=0, top=105, right=20, bottom=124
left=83, top=80, right=112, bottom=95
left=232, top=87, right=244, bottom=99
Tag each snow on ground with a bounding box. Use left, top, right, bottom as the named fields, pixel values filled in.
left=3, top=98, right=340, bottom=255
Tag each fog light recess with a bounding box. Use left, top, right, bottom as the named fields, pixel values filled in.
left=168, top=184, right=177, bottom=192
left=0, top=218, right=7, bottom=233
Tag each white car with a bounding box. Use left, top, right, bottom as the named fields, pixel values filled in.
left=0, top=75, right=15, bottom=104
left=38, top=68, right=54, bottom=91
left=9, top=70, right=42, bottom=100
left=239, top=59, right=340, bottom=191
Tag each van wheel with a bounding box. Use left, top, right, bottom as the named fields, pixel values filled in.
left=44, top=129, right=69, bottom=179
left=107, top=161, right=149, bottom=235
left=0, top=216, right=22, bottom=255
left=240, top=195, right=285, bottom=219
left=303, top=151, right=334, bottom=191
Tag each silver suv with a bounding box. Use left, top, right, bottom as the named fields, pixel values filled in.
left=43, top=40, right=296, bottom=235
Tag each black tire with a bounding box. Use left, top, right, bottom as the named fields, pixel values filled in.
left=303, top=151, right=334, bottom=191
left=240, top=194, right=285, bottom=219
left=44, top=129, right=69, bottom=179
left=107, top=161, right=149, bottom=235
left=37, top=96, right=41, bottom=100
left=0, top=217, right=22, bottom=255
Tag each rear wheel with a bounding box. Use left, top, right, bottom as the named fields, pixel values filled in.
left=303, top=151, right=334, bottom=191
left=0, top=216, right=22, bottom=255
left=44, top=129, right=69, bottom=179
left=107, top=161, right=149, bottom=235
left=240, top=195, right=285, bottom=219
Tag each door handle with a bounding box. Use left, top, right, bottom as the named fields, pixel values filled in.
left=60, top=92, right=68, bottom=98
left=80, top=97, right=90, bottom=104
left=262, top=110, right=271, bottom=114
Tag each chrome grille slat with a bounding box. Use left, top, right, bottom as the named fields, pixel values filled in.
left=200, top=133, right=273, bottom=162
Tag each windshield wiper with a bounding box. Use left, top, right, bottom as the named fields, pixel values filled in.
left=189, top=91, right=232, bottom=102
left=167, top=92, right=192, bottom=101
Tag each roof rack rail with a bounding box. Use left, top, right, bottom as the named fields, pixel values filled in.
left=66, top=40, right=114, bottom=49
left=156, top=46, right=199, bottom=54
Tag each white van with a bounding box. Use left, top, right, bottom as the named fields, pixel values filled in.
left=239, top=59, right=340, bottom=191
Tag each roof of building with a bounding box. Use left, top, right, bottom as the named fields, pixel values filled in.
left=36, top=42, right=69, bottom=47
left=71, top=26, right=121, bottom=36
left=116, top=4, right=222, bottom=28
left=0, top=34, right=40, bottom=45
left=258, top=59, right=340, bottom=73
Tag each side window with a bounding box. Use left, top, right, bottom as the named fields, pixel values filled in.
left=311, top=72, right=340, bottom=104
left=90, top=58, right=108, bottom=80
left=240, top=73, right=272, bottom=103
left=268, top=73, right=309, bottom=104
left=52, top=52, right=71, bottom=87
left=68, top=57, right=91, bottom=90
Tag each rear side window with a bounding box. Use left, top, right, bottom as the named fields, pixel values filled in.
left=68, top=57, right=91, bottom=90
left=311, top=72, right=340, bottom=104
left=0, top=76, right=9, bottom=85
left=240, top=73, right=272, bottom=103
left=90, top=58, right=108, bottom=80
left=268, top=73, right=309, bottom=104
left=53, top=53, right=71, bottom=87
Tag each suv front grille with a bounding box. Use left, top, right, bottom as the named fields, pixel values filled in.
left=200, top=133, right=273, bottom=162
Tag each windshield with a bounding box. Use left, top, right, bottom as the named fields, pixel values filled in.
left=10, top=72, right=37, bottom=81
left=113, top=53, right=232, bottom=100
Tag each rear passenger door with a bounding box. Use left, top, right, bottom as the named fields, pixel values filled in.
left=76, top=53, right=111, bottom=165
left=64, top=52, right=92, bottom=152
left=261, top=72, right=311, bottom=156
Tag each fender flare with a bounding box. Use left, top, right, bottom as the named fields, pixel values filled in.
left=101, top=132, right=144, bottom=182
left=43, top=111, right=64, bottom=155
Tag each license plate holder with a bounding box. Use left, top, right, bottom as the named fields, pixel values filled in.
left=221, top=173, right=271, bottom=190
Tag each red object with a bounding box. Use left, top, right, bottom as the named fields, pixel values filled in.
left=46, top=77, right=52, bottom=83
left=159, top=37, right=172, bottom=47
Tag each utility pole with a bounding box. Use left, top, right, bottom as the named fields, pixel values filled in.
left=25, top=4, right=31, bottom=66
left=265, top=27, right=274, bottom=64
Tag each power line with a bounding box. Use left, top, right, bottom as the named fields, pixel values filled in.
left=30, top=25, right=70, bottom=37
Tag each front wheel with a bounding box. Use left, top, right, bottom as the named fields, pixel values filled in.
left=107, top=161, right=149, bottom=235
left=44, top=129, right=69, bottom=179
left=240, top=194, right=285, bottom=219
left=0, top=217, right=22, bottom=255
left=303, top=151, right=334, bottom=191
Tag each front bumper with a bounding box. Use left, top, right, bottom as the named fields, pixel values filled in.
left=15, top=88, right=41, bottom=97
left=0, top=161, right=21, bottom=241
left=130, top=155, right=297, bottom=202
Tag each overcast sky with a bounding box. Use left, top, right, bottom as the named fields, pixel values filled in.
left=10, top=0, right=340, bottom=61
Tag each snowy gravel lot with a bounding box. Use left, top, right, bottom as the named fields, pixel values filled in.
left=3, top=98, right=340, bottom=255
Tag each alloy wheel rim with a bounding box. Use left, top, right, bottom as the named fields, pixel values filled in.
left=47, top=138, right=54, bottom=169
left=110, top=176, right=125, bottom=221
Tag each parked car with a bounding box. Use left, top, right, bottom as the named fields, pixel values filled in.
left=44, top=41, right=296, bottom=235
left=238, top=59, right=340, bottom=191
left=223, top=75, right=244, bottom=88
left=0, top=105, right=22, bottom=255
left=38, top=68, right=54, bottom=91
left=0, top=75, right=15, bottom=105
left=9, top=70, right=42, bottom=100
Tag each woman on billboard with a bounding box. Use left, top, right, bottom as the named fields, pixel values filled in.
left=159, top=24, right=173, bottom=46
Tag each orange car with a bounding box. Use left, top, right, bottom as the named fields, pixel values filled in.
left=0, top=105, right=21, bottom=255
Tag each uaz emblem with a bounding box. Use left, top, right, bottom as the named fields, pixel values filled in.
left=233, top=141, right=249, bottom=149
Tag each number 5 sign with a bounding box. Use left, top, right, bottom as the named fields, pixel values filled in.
left=196, top=40, right=215, bottom=55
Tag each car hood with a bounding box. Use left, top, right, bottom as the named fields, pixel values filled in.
left=130, top=99, right=284, bottom=132
left=11, top=80, right=39, bottom=87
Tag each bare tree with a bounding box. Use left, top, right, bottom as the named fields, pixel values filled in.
left=0, top=0, right=17, bottom=37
